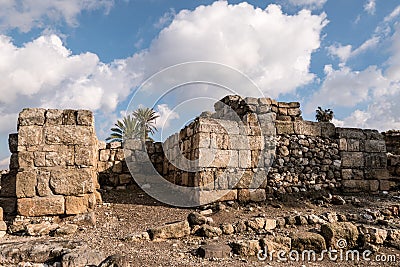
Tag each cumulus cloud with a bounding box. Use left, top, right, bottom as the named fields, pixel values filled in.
left=0, top=0, right=113, bottom=33
left=306, top=10, right=400, bottom=131
left=155, top=104, right=180, bottom=129
left=327, top=43, right=352, bottom=62
left=126, top=2, right=328, bottom=98
left=0, top=34, right=134, bottom=135
left=364, top=0, right=376, bottom=15
left=286, top=0, right=327, bottom=10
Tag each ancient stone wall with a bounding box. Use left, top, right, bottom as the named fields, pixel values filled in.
left=0, top=109, right=99, bottom=216
left=2, top=95, right=400, bottom=215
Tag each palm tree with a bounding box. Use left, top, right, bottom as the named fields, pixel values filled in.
left=133, top=107, right=160, bottom=141
left=106, top=114, right=141, bottom=143
left=315, top=106, right=334, bottom=122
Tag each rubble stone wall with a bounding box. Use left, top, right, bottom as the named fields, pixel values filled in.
left=0, top=109, right=99, bottom=216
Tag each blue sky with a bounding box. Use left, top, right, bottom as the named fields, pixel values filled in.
left=0, top=0, right=400, bottom=169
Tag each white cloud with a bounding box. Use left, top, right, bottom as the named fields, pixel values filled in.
left=126, top=2, right=328, bottom=98
left=364, top=0, right=376, bottom=15
left=384, top=5, right=400, bottom=23
left=154, top=8, right=176, bottom=29
left=0, top=34, right=135, bottom=135
left=0, top=0, right=113, bottom=32
left=307, top=19, right=400, bottom=132
left=327, top=43, right=352, bottom=62
left=286, top=0, right=327, bottom=10
left=155, top=104, right=180, bottom=129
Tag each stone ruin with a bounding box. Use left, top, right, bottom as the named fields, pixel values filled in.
left=1, top=95, right=400, bottom=218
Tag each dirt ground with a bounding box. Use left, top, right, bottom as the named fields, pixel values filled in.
left=2, top=185, right=400, bottom=267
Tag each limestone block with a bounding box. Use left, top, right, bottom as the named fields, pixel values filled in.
left=364, top=129, right=382, bottom=140
left=239, top=189, right=266, bottom=202
left=336, top=128, right=365, bottom=139
left=65, top=194, right=96, bottom=215
left=50, top=169, right=94, bottom=195
left=338, top=138, right=347, bottom=151
left=228, top=135, right=250, bottom=150
left=18, top=108, right=46, bottom=126
left=365, top=140, right=386, bottom=153
left=275, top=121, right=294, bottom=135
left=347, top=139, right=361, bottom=152
left=215, top=170, right=229, bottom=189
left=45, top=148, right=74, bottom=167
left=44, top=125, right=95, bottom=145
left=239, top=150, right=251, bottom=168
left=287, top=108, right=301, bottom=117
left=276, top=115, right=291, bottom=121
left=195, top=170, right=214, bottom=189
left=17, top=196, right=65, bottom=216
left=321, top=123, right=336, bottom=138
left=227, top=150, right=239, bottom=168
left=257, top=105, right=271, bottom=114
left=36, top=171, right=52, bottom=197
left=17, top=151, right=34, bottom=169
left=194, top=190, right=237, bottom=205
left=0, top=207, right=3, bottom=221
left=294, top=121, right=321, bottom=136
left=75, top=145, right=95, bottom=166
left=210, top=133, right=229, bottom=149
left=45, top=109, right=63, bottom=125
left=341, top=169, right=363, bottom=180
left=9, top=153, right=18, bottom=169
left=258, top=98, right=273, bottom=105
left=193, top=132, right=210, bottom=148
left=16, top=171, right=37, bottom=198
left=8, top=133, right=18, bottom=153
left=77, top=110, right=94, bottom=126
left=278, top=107, right=288, bottom=115
left=114, top=149, right=125, bottom=161
left=234, top=170, right=254, bottom=189
left=33, top=151, right=46, bottom=167
left=18, top=126, right=43, bottom=146
left=341, top=152, right=364, bottom=167
left=365, top=153, right=387, bottom=168
left=342, top=180, right=379, bottom=192
left=99, top=149, right=110, bottom=162
left=62, top=109, right=77, bottom=125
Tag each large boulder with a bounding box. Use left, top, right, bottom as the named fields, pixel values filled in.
left=320, top=222, right=359, bottom=249
left=291, top=232, right=326, bottom=252
left=148, top=220, right=190, bottom=240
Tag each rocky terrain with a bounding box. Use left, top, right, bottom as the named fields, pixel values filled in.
left=0, top=185, right=400, bottom=266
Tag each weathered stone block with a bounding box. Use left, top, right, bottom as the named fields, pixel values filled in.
left=17, top=196, right=65, bottom=216
left=65, top=194, right=96, bottom=215
left=16, top=171, right=37, bottom=198
left=62, top=109, right=77, bottom=125
left=33, top=151, right=46, bottom=167
left=75, top=146, right=95, bottom=166
left=18, top=151, right=34, bottom=168
left=336, top=128, right=365, bottom=139
left=50, top=169, right=94, bottom=195
left=291, top=232, right=326, bottom=253
left=44, top=125, right=95, bottom=145
left=8, top=133, right=18, bottom=153
left=365, top=153, right=387, bottom=168
left=18, top=108, right=46, bottom=126
left=342, top=180, right=379, bottom=192
left=36, top=171, right=51, bottom=197
left=99, top=149, right=110, bottom=162
left=347, top=139, right=361, bottom=152
left=45, top=109, right=63, bottom=125
left=365, top=140, right=386, bottom=153
left=18, top=125, right=42, bottom=146
left=148, top=220, right=190, bottom=240
left=341, top=152, right=364, bottom=167
left=9, top=153, right=18, bottom=169
left=238, top=150, right=251, bottom=168
left=294, top=121, right=321, bottom=136
left=45, top=148, right=74, bottom=166
left=275, top=121, right=294, bottom=135
left=77, top=110, right=94, bottom=126
left=321, top=222, right=359, bottom=249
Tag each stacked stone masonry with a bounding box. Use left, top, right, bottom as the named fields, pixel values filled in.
left=2, top=96, right=400, bottom=215
left=1, top=109, right=99, bottom=216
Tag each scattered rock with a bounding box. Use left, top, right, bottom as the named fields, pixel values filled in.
left=331, top=195, right=346, bottom=205
left=53, top=224, right=78, bottom=236
left=295, top=215, right=308, bottom=225
left=148, top=220, right=190, bottom=240
left=260, top=236, right=291, bottom=252
left=234, top=221, right=247, bottom=233
left=220, top=223, right=235, bottom=235
left=121, top=232, right=150, bottom=242
left=284, top=216, right=296, bottom=226
left=230, top=240, right=260, bottom=256
left=320, top=222, right=359, bottom=249
left=359, top=225, right=388, bottom=245
left=195, top=224, right=222, bottom=238
left=264, top=219, right=277, bottom=230
left=61, top=246, right=104, bottom=267
left=98, top=254, right=130, bottom=267
left=246, top=218, right=265, bottom=231
left=387, top=229, right=400, bottom=249
left=291, top=232, right=326, bottom=252
left=197, top=244, right=231, bottom=258
left=187, top=212, right=207, bottom=226
left=200, top=209, right=213, bottom=215
left=26, top=222, right=59, bottom=236
left=276, top=217, right=286, bottom=228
